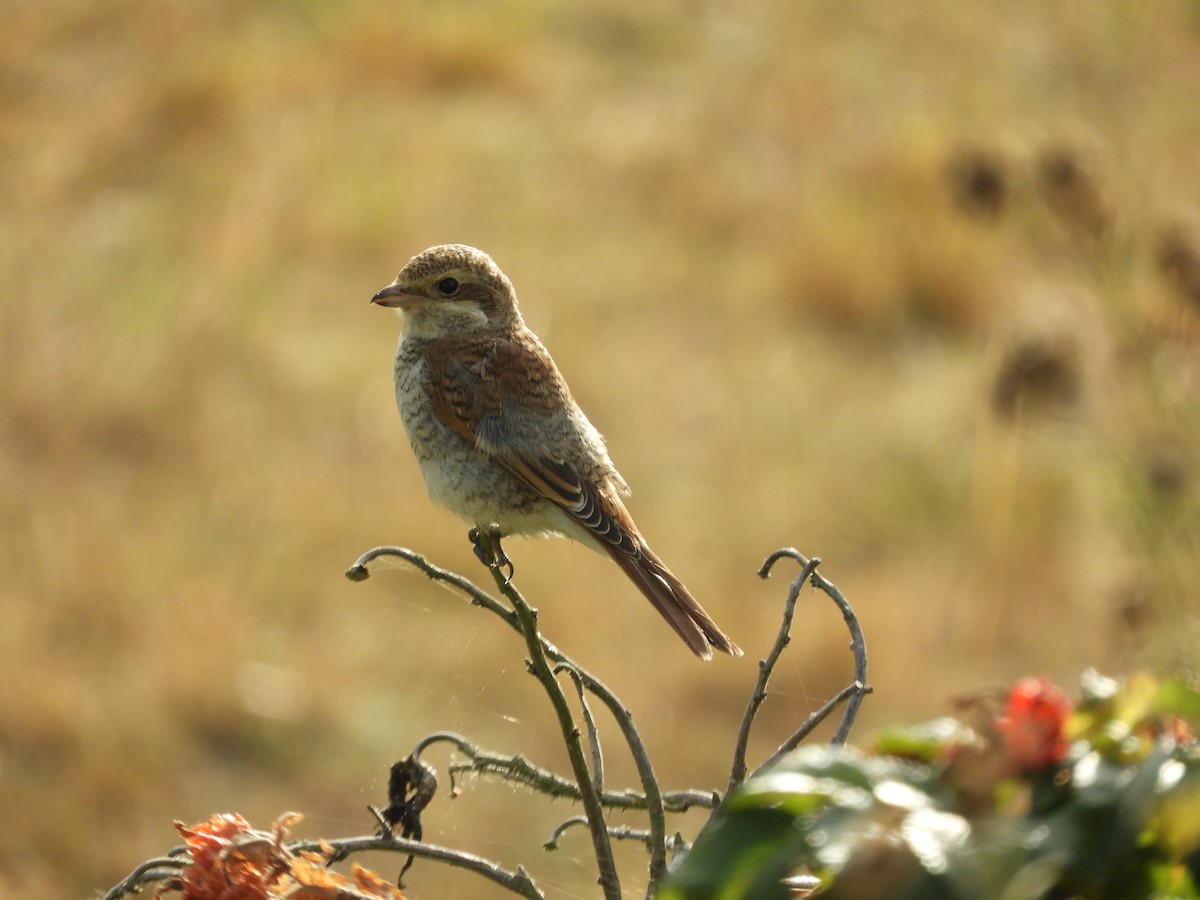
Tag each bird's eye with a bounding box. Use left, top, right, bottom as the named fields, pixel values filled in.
left=436, top=277, right=460, bottom=296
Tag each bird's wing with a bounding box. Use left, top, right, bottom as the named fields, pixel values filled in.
left=424, top=333, right=637, bottom=554
left=424, top=332, right=741, bottom=659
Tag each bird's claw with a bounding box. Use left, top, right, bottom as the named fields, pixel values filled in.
left=468, top=527, right=515, bottom=584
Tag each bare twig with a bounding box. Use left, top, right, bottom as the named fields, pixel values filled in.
left=560, top=664, right=605, bottom=792
left=101, top=855, right=189, bottom=900
left=759, top=549, right=870, bottom=747
left=755, top=680, right=873, bottom=775
left=106, top=541, right=867, bottom=900
left=346, top=542, right=865, bottom=897
left=409, top=730, right=713, bottom=814
left=473, top=531, right=621, bottom=900
left=350, top=545, right=671, bottom=891
left=293, top=834, right=544, bottom=899
left=545, top=817, right=653, bottom=851
left=727, top=554, right=821, bottom=792
left=103, top=822, right=543, bottom=900
left=345, top=546, right=518, bottom=630
left=727, top=549, right=871, bottom=792
left=555, top=661, right=669, bottom=890
left=544, top=816, right=590, bottom=850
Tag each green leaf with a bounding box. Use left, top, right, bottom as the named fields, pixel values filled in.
left=1151, top=758, right=1200, bottom=860
left=1150, top=677, right=1200, bottom=723
left=874, top=718, right=978, bottom=763
left=659, top=806, right=812, bottom=900
left=1146, top=856, right=1200, bottom=899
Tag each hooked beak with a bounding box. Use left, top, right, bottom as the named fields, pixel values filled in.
left=370, top=283, right=421, bottom=309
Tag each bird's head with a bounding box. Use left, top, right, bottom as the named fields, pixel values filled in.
left=371, top=244, right=523, bottom=337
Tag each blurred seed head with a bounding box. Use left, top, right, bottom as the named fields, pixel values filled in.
left=946, top=142, right=1011, bottom=219
left=1034, top=139, right=1112, bottom=239
left=1155, top=218, right=1200, bottom=310
left=991, top=333, right=1082, bottom=420
left=1110, top=576, right=1155, bottom=649
left=1142, top=444, right=1190, bottom=502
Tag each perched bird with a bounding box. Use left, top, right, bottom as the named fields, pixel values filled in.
left=371, top=244, right=741, bottom=659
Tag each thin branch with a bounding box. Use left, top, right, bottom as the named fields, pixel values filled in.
left=727, top=554, right=821, bottom=792
left=554, top=662, right=669, bottom=889
left=109, top=540, right=868, bottom=900
left=101, top=856, right=189, bottom=900
left=345, top=546, right=518, bottom=630
left=474, top=531, right=621, bottom=900
left=545, top=817, right=652, bottom=851
left=292, top=835, right=543, bottom=900
left=754, top=681, right=874, bottom=775
left=351, top=545, right=671, bottom=890
left=419, top=731, right=583, bottom=801
left=103, top=823, right=543, bottom=900
left=560, top=664, right=605, bottom=793
left=544, top=816, right=589, bottom=850
left=409, top=730, right=713, bottom=814
left=761, top=549, right=870, bottom=746
left=659, top=790, right=719, bottom=812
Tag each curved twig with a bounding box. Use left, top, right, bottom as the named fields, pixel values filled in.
left=473, top=532, right=621, bottom=900
left=101, top=856, right=189, bottom=900
left=727, top=549, right=871, bottom=792
left=292, top=835, right=543, bottom=899
left=544, top=817, right=652, bottom=851
left=544, top=816, right=590, bottom=850
left=409, top=730, right=713, bottom=814
left=351, top=545, right=671, bottom=890
left=727, top=554, right=821, bottom=792
left=759, top=549, right=870, bottom=747
left=554, top=662, right=669, bottom=888
left=763, top=556, right=868, bottom=748
left=345, top=546, right=519, bottom=629
left=559, top=664, right=605, bottom=792
left=101, top=833, right=544, bottom=900
left=755, top=681, right=873, bottom=775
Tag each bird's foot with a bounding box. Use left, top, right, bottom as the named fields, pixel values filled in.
left=468, top=526, right=515, bottom=584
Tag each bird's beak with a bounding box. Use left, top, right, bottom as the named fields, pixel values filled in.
left=370, top=284, right=421, bottom=308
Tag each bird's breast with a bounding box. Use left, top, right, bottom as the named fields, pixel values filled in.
left=391, top=337, right=554, bottom=534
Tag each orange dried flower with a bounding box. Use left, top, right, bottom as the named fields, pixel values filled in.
left=165, top=813, right=404, bottom=899
left=174, top=813, right=279, bottom=899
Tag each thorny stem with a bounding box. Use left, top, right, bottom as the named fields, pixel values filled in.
left=756, top=681, right=871, bottom=775
left=560, top=662, right=670, bottom=891
left=302, top=835, right=543, bottom=899
left=501, top=589, right=671, bottom=890
left=99, top=836, right=544, bottom=900
left=104, top=542, right=868, bottom=900
left=473, top=531, right=622, bottom=900
left=760, top=548, right=870, bottom=747
left=412, top=731, right=714, bottom=813
left=728, top=554, right=821, bottom=792
left=545, top=817, right=653, bottom=851
left=560, top=664, right=605, bottom=792
left=727, top=549, right=871, bottom=792
left=352, top=545, right=671, bottom=891
left=101, top=856, right=189, bottom=900
left=345, top=545, right=518, bottom=629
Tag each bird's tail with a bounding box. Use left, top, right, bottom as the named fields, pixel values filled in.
left=604, top=540, right=742, bottom=660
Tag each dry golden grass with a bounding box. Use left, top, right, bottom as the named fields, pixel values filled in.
left=3, top=2, right=1199, bottom=897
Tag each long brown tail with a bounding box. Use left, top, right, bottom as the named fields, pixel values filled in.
left=604, top=539, right=742, bottom=660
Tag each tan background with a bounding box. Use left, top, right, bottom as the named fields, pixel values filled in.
left=3, top=2, right=1198, bottom=897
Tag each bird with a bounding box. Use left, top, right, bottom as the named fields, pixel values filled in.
left=371, top=244, right=741, bottom=660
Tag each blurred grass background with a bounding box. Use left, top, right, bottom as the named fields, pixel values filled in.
left=3, top=1, right=1199, bottom=897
